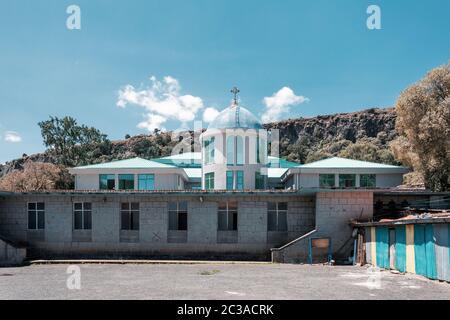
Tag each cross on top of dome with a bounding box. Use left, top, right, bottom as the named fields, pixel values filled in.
left=230, top=86, right=240, bottom=106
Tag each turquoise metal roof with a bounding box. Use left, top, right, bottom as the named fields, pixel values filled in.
left=268, top=168, right=289, bottom=179
left=74, top=157, right=176, bottom=169
left=153, top=152, right=201, bottom=168
left=208, top=105, right=263, bottom=130
left=181, top=167, right=288, bottom=179
left=183, top=168, right=202, bottom=179
left=302, top=157, right=405, bottom=169
left=268, top=156, right=301, bottom=168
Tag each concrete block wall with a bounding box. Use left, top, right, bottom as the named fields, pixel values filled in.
left=0, top=194, right=316, bottom=260
left=140, top=201, right=168, bottom=243
left=0, top=238, right=26, bottom=266
left=238, top=201, right=268, bottom=243
left=188, top=201, right=218, bottom=243
left=315, top=191, right=373, bottom=259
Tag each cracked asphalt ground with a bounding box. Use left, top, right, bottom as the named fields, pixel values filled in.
left=0, top=264, right=449, bottom=300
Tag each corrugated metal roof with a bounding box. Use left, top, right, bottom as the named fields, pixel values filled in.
left=73, top=157, right=176, bottom=169
left=301, top=157, right=406, bottom=169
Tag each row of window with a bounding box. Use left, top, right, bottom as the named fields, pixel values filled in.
left=27, top=201, right=288, bottom=232
left=99, top=174, right=155, bottom=191
left=205, top=171, right=266, bottom=190
left=204, top=136, right=267, bottom=165
left=319, top=174, right=376, bottom=188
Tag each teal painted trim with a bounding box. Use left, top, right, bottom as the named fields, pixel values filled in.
left=425, top=224, right=437, bottom=279
left=395, top=226, right=406, bottom=273
left=414, top=225, right=427, bottom=277
left=376, top=227, right=389, bottom=269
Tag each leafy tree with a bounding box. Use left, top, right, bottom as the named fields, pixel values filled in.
left=286, top=136, right=310, bottom=163
left=305, top=150, right=332, bottom=163
left=0, top=161, right=72, bottom=191
left=38, top=116, right=111, bottom=167
left=391, top=62, right=450, bottom=191
left=339, top=140, right=397, bottom=164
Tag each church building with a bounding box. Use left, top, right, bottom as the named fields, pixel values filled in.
left=2, top=89, right=435, bottom=264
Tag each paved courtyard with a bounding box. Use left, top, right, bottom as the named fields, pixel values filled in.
left=0, top=263, right=449, bottom=300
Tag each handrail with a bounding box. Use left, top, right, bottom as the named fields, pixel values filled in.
left=270, top=229, right=317, bottom=252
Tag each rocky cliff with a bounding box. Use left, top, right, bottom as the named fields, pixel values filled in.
left=0, top=107, right=397, bottom=178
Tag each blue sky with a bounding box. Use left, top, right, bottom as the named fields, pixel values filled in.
left=0, top=0, right=449, bottom=163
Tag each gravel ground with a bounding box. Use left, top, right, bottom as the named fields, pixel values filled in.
left=0, top=263, right=449, bottom=300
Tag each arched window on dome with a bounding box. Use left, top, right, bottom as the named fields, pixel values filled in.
left=236, top=136, right=244, bottom=166
left=227, top=136, right=235, bottom=165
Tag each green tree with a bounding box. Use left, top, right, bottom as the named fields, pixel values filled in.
left=391, top=62, right=450, bottom=191
left=38, top=116, right=111, bottom=167
left=286, top=136, right=310, bottom=163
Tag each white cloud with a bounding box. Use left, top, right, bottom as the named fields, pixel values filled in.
left=261, top=87, right=309, bottom=123
left=203, top=107, right=220, bottom=123
left=137, top=114, right=167, bottom=132
left=117, top=76, right=205, bottom=131
left=4, top=131, right=22, bottom=143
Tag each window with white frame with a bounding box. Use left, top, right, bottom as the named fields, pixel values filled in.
left=28, top=202, right=45, bottom=230
left=267, top=202, right=288, bottom=232
left=121, top=202, right=139, bottom=230
left=73, top=202, right=92, bottom=230
left=204, top=137, right=215, bottom=164
left=218, top=201, right=238, bottom=231
left=168, top=201, right=188, bottom=231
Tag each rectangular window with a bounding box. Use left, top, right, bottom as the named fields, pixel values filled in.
left=168, top=202, right=188, bottom=231
left=204, top=137, right=215, bottom=165
left=138, top=174, right=155, bottom=190
left=255, top=172, right=265, bottom=190
left=28, top=202, right=45, bottom=230
left=218, top=201, right=238, bottom=231
left=73, top=202, right=92, bottom=230
left=236, top=171, right=244, bottom=190
left=205, top=172, right=215, bottom=190
left=360, top=174, right=376, bottom=188
left=99, top=174, right=115, bottom=190
left=226, top=171, right=234, bottom=190
left=227, top=136, right=235, bottom=165
left=319, top=174, right=335, bottom=188
left=256, top=136, right=267, bottom=164
left=118, top=174, right=135, bottom=190
left=267, top=202, right=288, bottom=232
left=120, top=202, right=139, bottom=230
left=339, top=174, right=356, bottom=188
left=236, top=136, right=244, bottom=166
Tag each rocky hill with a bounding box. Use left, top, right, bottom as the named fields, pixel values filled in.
left=0, top=107, right=397, bottom=178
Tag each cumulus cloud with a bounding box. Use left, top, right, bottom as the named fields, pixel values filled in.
left=4, top=131, right=22, bottom=143
left=203, top=107, right=220, bottom=123
left=261, top=87, right=309, bottom=123
left=117, top=76, right=205, bottom=131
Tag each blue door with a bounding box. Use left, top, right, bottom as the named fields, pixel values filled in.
left=376, top=227, right=389, bottom=269
left=395, top=226, right=406, bottom=273
left=414, top=224, right=437, bottom=279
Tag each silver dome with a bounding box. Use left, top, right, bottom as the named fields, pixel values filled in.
left=207, top=105, right=263, bottom=130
